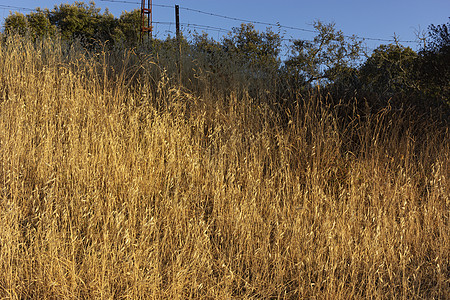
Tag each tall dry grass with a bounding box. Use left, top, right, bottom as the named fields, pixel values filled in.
left=0, top=35, right=448, bottom=299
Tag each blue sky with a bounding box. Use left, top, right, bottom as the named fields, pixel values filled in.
left=1, top=0, right=449, bottom=53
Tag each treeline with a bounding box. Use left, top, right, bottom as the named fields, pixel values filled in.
left=3, top=2, right=449, bottom=118
left=3, top=2, right=141, bottom=46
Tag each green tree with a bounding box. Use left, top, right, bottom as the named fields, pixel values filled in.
left=359, top=44, right=418, bottom=98
left=192, top=32, right=226, bottom=72
left=114, top=9, right=141, bottom=46
left=4, top=9, right=56, bottom=39
left=193, top=32, right=223, bottom=56
left=26, top=9, right=57, bottom=38
left=95, top=8, right=119, bottom=43
left=285, top=20, right=362, bottom=85
left=4, top=12, right=28, bottom=35
left=222, top=23, right=282, bottom=72
left=48, top=1, right=102, bottom=41
left=426, top=19, right=450, bottom=54
left=3, top=2, right=137, bottom=45
left=416, top=19, right=450, bottom=106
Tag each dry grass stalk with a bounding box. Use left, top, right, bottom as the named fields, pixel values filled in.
left=0, top=36, right=448, bottom=299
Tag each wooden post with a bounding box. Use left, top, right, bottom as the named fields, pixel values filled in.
left=175, top=5, right=181, bottom=86
left=175, top=5, right=180, bottom=38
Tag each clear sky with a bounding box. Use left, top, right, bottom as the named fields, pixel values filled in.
left=1, top=0, right=449, bottom=53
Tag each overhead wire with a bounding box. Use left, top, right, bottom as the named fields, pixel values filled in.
left=0, top=4, right=35, bottom=11
left=179, top=6, right=317, bottom=34
left=178, top=6, right=416, bottom=43
left=0, top=4, right=35, bottom=29
left=99, top=0, right=172, bottom=9
left=5, top=0, right=417, bottom=44
left=99, top=0, right=417, bottom=43
left=154, top=21, right=229, bottom=33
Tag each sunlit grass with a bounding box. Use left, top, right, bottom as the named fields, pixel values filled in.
left=0, top=35, right=448, bottom=299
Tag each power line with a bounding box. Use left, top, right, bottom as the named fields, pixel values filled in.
left=99, top=0, right=172, bottom=9
left=98, top=0, right=416, bottom=43
left=186, top=24, right=229, bottom=33
left=154, top=21, right=229, bottom=33
left=4, top=0, right=417, bottom=44
left=180, top=6, right=317, bottom=34
left=99, top=0, right=139, bottom=4
left=178, top=6, right=416, bottom=43
left=0, top=4, right=34, bottom=11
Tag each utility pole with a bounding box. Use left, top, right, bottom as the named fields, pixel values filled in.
left=175, top=5, right=181, bottom=86
left=141, top=0, right=152, bottom=41
left=175, top=5, right=180, bottom=39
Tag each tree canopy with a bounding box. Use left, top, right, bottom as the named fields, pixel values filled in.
left=285, top=21, right=362, bottom=85
left=3, top=2, right=140, bottom=46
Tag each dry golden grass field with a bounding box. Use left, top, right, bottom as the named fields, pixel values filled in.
left=0, top=36, right=449, bottom=299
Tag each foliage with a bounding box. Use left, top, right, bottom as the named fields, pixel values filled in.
left=222, top=23, right=282, bottom=72
left=416, top=19, right=450, bottom=106
left=189, top=25, right=283, bottom=100
left=26, top=9, right=57, bottom=38
left=2, top=2, right=140, bottom=46
left=115, top=9, right=142, bottom=47
left=4, top=12, right=28, bottom=35
left=359, top=44, right=419, bottom=98
left=426, top=19, right=450, bottom=54
left=285, top=21, right=363, bottom=85
left=192, top=32, right=224, bottom=65
left=48, top=1, right=102, bottom=40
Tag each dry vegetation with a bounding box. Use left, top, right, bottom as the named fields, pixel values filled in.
left=0, top=36, right=449, bottom=299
